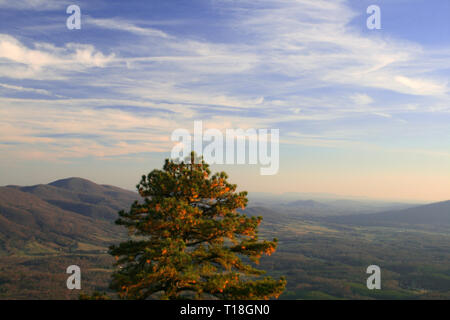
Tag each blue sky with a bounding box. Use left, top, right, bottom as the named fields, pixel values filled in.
left=0, top=0, right=450, bottom=201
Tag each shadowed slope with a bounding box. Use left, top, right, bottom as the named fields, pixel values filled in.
left=0, top=178, right=138, bottom=255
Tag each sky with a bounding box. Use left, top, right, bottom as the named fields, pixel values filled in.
left=0, top=0, right=450, bottom=202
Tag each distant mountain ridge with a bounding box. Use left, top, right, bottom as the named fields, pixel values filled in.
left=1, top=177, right=449, bottom=256
left=248, top=192, right=416, bottom=216
left=0, top=178, right=138, bottom=255
left=9, top=177, right=137, bottom=220
left=323, top=200, right=450, bottom=227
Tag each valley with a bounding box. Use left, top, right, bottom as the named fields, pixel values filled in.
left=0, top=178, right=449, bottom=299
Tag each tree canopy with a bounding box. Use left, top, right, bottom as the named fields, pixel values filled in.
left=109, top=153, right=286, bottom=299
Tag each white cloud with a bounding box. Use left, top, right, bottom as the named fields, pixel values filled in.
left=0, top=34, right=115, bottom=79
left=86, top=17, right=171, bottom=38
left=0, top=0, right=66, bottom=10
left=350, top=93, right=374, bottom=106
left=0, top=83, right=53, bottom=96
left=394, top=76, right=447, bottom=96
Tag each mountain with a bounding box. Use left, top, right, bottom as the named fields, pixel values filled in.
left=1, top=178, right=449, bottom=300
left=285, top=199, right=329, bottom=209
left=323, top=200, right=450, bottom=227
left=248, top=192, right=415, bottom=216
left=242, top=206, right=299, bottom=224
left=0, top=178, right=138, bottom=255
left=10, top=177, right=138, bottom=221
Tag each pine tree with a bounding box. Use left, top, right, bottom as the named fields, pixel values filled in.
left=109, top=153, right=286, bottom=300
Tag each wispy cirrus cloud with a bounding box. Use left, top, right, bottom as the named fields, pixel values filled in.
left=0, top=0, right=450, bottom=198
left=0, top=0, right=68, bottom=10
left=0, top=34, right=115, bottom=79
left=0, top=82, right=54, bottom=96
left=86, top=17, right=172, bottom=39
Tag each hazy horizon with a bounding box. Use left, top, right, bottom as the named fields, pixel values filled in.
left=0, top=174, right=434, bottom=204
